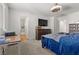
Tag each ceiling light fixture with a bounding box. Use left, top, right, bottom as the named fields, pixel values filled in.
left=50, top=3, right=62, bottom=13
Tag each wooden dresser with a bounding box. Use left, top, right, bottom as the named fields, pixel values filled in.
left=36, top=28, right=51, bottom=40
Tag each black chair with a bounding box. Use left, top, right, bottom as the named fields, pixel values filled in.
left=5, top=32, right=16, bottom=37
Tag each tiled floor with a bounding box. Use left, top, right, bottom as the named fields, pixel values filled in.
left=4, top=39, right=55, bottom=55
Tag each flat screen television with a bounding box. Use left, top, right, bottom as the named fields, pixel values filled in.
left=38, top=18, right=48, bottom=26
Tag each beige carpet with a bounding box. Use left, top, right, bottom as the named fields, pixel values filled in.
left=5, top=39, right=55, bottom=55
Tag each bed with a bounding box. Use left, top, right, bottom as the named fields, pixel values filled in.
left=41, top=33, right=79, bottom=55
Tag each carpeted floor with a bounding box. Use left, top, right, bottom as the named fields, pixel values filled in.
left=5, top=39, right=55, bottom=55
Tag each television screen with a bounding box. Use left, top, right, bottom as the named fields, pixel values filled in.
left=38, top=19, right=48, bottom=26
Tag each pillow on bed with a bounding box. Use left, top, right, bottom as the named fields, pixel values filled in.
left=58, top=32, right=70, bottom=35
left=70, top=32, right=79, bottom=35
left=58, top=32, right=65, bottom=34
left=65, top=33, right=70, bottom=35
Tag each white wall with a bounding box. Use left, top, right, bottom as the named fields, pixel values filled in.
left=9, top=6, right=79, bottom=36
left=8, top=9, right=50, bottom=39
left=2, top=3, right=9, bottom=31
left=0, top=3, right=9, bottom=35
left=59, top=20, right=67, bottom=32
left=47, top=11, right=79, bottom=34
left=49, top=17, right=54, bottom=34
left=0, top=4, right=3, bottom=28
left=4, top=4, right=9, bottom=31
left=0, top=4, right=3, bottom=35
left=49, top=16, right=60, bottom=34
left=59, top=11, right=79, bottom=33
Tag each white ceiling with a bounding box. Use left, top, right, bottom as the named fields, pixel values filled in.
left=7, top=3, right=79, bottom=17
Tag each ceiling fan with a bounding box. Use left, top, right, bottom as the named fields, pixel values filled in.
left=50, top=3, right=62, bottom=13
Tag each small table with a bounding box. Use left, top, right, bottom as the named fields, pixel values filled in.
left=0, top=41, right=21, bottom=55
left=0, top=35, right=21, bottom=55
left=0, top=34, right=28, bottom=55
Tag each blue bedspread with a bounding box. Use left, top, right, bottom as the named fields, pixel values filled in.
left=41, top=34, right=79, bottom=55
left=59, top=35, right=79, bottom=55
left=41, top=36, right=60, bottom=54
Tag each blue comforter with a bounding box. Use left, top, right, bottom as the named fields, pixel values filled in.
left=59, top=35, right=79, bottom=55
left=41, top=34, right=79, bottom=55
